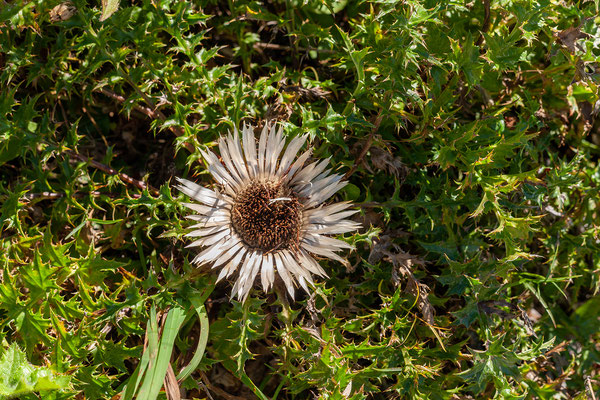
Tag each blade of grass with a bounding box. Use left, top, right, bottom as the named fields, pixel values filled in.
left=138, top=306, right=186, bottom=400
left=176, top=294, right=210, bottom=382
left=121, top=305, right=159, bottom=400
left=523, top=281, right=556, bottom=327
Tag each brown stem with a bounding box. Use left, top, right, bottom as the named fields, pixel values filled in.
left=97, top=88, right=195, bottom=154
left=21, top=191, right=143, bottom=203
left=344, top=110, right=384, bottom=180
left=475, top=0, right=491, bottom=47
left=163, top=363, right=181, bottom=400
left=99, top=88, right=155, bottom=119
left=253, top=42, right=335, bottom=54
left=67, top=151, right=160, bottom=196
left=22, top=192, right=66, bottom=202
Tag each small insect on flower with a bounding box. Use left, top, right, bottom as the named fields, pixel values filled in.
left=176, top=124, right=361, bottom=302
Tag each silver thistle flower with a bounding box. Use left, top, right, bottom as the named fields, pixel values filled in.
left=176, top=124, right=360, bottom=302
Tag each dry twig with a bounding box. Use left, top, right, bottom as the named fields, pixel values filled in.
left=254, top=42, right=335, bottom=54
left=97, top=88, right=195, bottom=154
left=475, top=0, right=491, bottom=47
left=67, top=151, right=160, bottom=196
left=344, top=110, right=384, bottom=179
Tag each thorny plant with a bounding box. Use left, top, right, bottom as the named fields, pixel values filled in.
left=1, top=0, right=600, bottom=399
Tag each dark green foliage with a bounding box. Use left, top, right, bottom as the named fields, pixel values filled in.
left=1, top=0, right=600, bottom=398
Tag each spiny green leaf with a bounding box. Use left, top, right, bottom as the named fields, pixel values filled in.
left=0, top=343, right=70, bottom=398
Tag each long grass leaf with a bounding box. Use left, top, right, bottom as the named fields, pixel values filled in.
left=135, top=305, right=162, bottom=399
left=176, top=296, right=209, bottom=382
left=120, top=318, right=153, bottom=400
left=144, top=306, right=186, bottom=399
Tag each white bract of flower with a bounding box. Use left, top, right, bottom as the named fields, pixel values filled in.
left=177, top=124, right=360, bottom=302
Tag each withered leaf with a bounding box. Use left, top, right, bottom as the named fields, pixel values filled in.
left=369, top=236, right=433, bottom=324
left=369, top=146, right=407, bottom=179
left=281, top=85, right=332, bottom=102
left=49, top=2, right=77, bottom=22
left=556, top=26, right=590, bottom=54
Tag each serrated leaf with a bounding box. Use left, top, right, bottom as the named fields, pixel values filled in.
left=0, top=343, right=70, bottom=398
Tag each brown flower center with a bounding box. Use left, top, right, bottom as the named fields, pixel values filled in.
left=231, top=180, right=302, bottom=252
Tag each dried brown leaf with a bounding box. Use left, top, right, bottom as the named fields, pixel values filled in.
left=556, top=26, right=590, bottom=54
left=578, top=101, right=596, bottom=133
left=478, top=300, right=536, bottom=337
left=282, top=85, right=331, bottom=102
left=264, top=84, right=331, bottom=123
left=369, top=236, right=433, bottom=324
left=265, top=100, right=293, bottom=122
left=402, top=273, right=435, bottom=325
left=164, top=363, right=181, bottom=400
left=49, top=2, right=77, bottom=22
left=574, top=60, right=600, bottom=84
left=369, top=146, right=407, bottom=179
